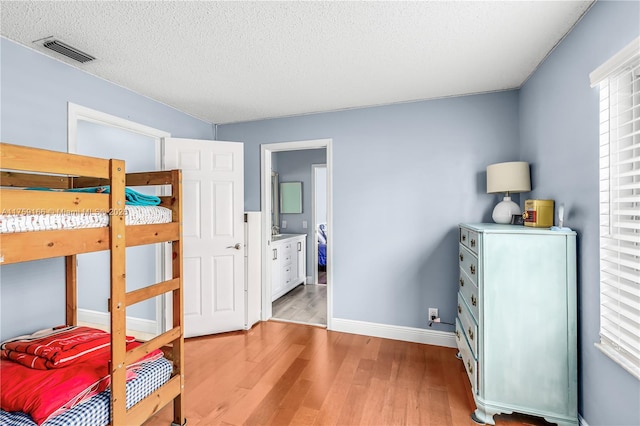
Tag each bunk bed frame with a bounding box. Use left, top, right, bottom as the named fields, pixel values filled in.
left=0, top=142, right=185, bottom=426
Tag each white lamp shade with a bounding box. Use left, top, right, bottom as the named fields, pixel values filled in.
left=486, top=161, right=531, bottom=194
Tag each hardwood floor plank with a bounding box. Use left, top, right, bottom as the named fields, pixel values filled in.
left=244, top=358, right=309, bottom=425
left=237, top=333, right=306, bottom=389
left=144, top=321, right=560, bottom=426
left=335, top=383, right=369, bottom=425
left=359, top=377, right=393, bottom=425
left=372, top=338, right=395, bottom=381
left=311, top=334, right=371, bottom=425
left=289, top=405, right=319, bottom=425
left=300, top=332, right=354, bottom=411
left=217, top=382, right=273, bottom=425
left=265, top=378, right=313, bottom=426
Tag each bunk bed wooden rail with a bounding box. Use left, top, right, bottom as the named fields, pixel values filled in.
left=0, top=142, right=185, bottom=426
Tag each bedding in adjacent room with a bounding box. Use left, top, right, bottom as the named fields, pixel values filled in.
left=318, top=223, right=327, bottom=266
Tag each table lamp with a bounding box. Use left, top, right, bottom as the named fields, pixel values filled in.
left=486, top=161, right=531, bottom=224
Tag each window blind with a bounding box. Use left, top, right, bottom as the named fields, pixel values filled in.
left=591, top=37, right=640, bottom=380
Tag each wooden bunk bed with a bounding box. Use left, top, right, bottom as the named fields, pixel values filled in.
left=0, top=142, right=185, bottom=426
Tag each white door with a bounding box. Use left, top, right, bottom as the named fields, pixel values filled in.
left=164, top=138, right=245, bottom=337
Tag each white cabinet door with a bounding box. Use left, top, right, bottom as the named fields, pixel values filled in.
left=164, top=138, right=244, bottom=337
left=295, top=236, right=306, bottom=284
left=271, top=242, right=282, bottom=300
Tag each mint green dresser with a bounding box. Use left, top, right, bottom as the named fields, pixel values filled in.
left=456, top=224, right=577, bottom=425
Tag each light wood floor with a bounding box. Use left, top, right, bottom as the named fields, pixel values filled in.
left=272, top=284, right=327, bottom=326
left=144, top=321, right=552, bottom=426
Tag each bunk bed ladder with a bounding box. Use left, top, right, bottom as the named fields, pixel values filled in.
left=121, top=169, right=185, bottom=426
left=109, top=159, right=128, bottom=425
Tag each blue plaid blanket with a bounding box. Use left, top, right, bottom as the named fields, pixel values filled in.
left=0, top=356, right=172, bottom=426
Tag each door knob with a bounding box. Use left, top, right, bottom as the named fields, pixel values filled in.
left=227, top=243, right=242, bottom=250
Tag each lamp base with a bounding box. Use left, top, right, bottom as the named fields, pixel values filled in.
left=492, top=196, right=521, bottom=224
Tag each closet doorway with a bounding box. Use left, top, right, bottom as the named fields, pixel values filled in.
left=260, top=139, right=333, bottom=329
left=67, top=103, right=169, bottom=338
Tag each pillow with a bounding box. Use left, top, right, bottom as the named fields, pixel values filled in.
left=318, top=223, right=327, bottom=244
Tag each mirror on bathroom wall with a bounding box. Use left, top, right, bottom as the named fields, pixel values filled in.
left=280, top=182, right=302, bottom=214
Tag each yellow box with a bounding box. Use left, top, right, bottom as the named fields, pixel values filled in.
left=523, top=199, right=554, bottom=228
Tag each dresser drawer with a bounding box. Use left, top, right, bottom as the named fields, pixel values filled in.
left=282, top=241, right=293, bottom=255
left=467, top=230, right=478, bottom=254
left=459, top=228, right=479, bottom=254
left=457, top=292, right=478, bottom=357
left=282, top=265, right=292, bottom=285
left=458, top=244, right=478, bottom=285
left=460, top=228, right=469, bottom=246
left=456, top=318, right=478, bottom=394
left=458, top=268, right=479, bottom=321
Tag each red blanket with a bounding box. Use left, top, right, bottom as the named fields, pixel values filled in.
left=1, top=325, right=135, bottom=370
left=1, top=340, right=163, bottom=425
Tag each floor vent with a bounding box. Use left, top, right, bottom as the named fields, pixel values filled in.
left=43, top=39, right=95, bottom=63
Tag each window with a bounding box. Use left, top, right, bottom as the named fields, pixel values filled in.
left=590, top=36, right=640, bottom=380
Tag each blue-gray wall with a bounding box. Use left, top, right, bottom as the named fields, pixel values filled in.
left=0, top=37, right=214, bottom=339
left=519, top=1, right=640, bottom=425
left=2, top=2, right=639, bottom=423
left=219, top=91, right=520, bottom=330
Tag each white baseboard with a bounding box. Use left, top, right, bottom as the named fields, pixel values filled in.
left=579, top=415, right=589, bottom=426
left=331, top=318, right=457, bottom=348
left=77, top=309, right=157, bottom=335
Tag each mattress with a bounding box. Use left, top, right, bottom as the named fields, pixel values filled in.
left=0, top=356, right=172, bottom=426
left=0, top=205, right=172, bottom=234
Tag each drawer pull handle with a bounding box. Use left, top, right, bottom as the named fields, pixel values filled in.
left=297, top=242, right=302, bottom=251
left=459, top=278, right=464, bottom=287
left=467, top=360, right=473, bottom=374
left=455, top=330, right=460, bottom=340
left=462, top=235, right=467, bottom=241
left=471, top=294, right=477, bottom=306
left=458, top=304, right=462, bottom=314
left=470, top=239, right=476, bottom=247
left=273, top=249, right=278, bottom=260
left=468, top=328, right=474, bottom=341
left=459, top=254, right=464, bottom=262
left=470, top=264, right=476, bottom=275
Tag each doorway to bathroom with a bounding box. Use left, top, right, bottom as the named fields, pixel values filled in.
left=260, top=139, right=332, bottom=329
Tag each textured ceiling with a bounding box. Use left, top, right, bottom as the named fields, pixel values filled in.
left=1, top=1, right=593, bottom=124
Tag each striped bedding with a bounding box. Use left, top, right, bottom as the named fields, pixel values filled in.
left=0, top=205, right=171, bottom=234
left=0, top=356, right=172, bottom=426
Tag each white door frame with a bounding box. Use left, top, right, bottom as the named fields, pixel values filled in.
left=260, top=139, right=333, bottom=329
left=67, top=103, right=171, bottom=335
left=311, top=163, right=326, bottom=285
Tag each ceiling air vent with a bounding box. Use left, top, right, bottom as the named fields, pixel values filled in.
left=43, top=39, right=95, bottom=63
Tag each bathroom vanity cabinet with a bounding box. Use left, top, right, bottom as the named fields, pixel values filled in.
left=271, top=234, right=307, bottom=301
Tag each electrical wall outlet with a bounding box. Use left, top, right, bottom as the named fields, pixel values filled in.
left=282, top=220, right=287, bottom=228
left=429, top=308, right=438, bottom=321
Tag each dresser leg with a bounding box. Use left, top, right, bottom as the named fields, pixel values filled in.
left=471, top=409, right=496, bottom=425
